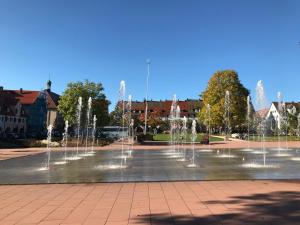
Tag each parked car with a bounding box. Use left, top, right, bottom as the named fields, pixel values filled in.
left=231, top=133, right=240, bottom=139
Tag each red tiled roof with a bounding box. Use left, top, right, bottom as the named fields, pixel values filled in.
left=1, top=89, right=60, bottom=109
left=256, top=108, right=269, bottom=119
left=119, top=99, right=202, bottom=117
left=12, top=90, right=40, bottom=105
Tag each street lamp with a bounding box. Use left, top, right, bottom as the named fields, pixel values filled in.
left=144, top=59, right=151, bottom=135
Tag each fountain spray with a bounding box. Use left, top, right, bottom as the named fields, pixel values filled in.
left=206, top=104, right=211, bottom=150
left=182, top=116, right=188, bottom=161
left=76, top=97, right=82, bottom=157
left=64, top=120, right=69, bottom=162
left=277, top=92, right=283, bottom=151
left=127, top=95, right=133, bottom=156
left=256, top=80, right=267, bottom=166
left=170, top=95, right=177, bottom=152
left=119, top=81, right=126, bottom=163
left=46, top=124, right=53, bottom=169
left=224, top=91, right=231, bottom=156
left=282, top=103, right=289, bottom=150
left=176, top=105, right=181, bottom=152
left=247, top=96, right=251, bottom=150
left=224, top=91, right=231, bottom=141
left=129, top=118, right=134, bottom=156
left=85, top=97, right=92, bottom=155
left=188, top=119, right=197, bottom=167
left=91, top=115, right=97, bottom=153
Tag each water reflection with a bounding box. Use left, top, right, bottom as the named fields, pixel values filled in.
left=0, top=148, right=300, bottom=184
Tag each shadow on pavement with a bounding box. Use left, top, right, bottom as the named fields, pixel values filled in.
left=133, top=191, right=300, bottom=225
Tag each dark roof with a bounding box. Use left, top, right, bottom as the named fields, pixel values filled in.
left=272, top=102, right=300, bottom=110
left=45, top=90, right=60, bottom=109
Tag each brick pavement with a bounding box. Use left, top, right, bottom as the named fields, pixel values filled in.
left=0, top=180, right=299, bottom=225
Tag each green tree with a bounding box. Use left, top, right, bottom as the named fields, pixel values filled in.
left=199, top=70, right=250, bottom=132
left=58, top=80, right=110, bottom=127
left=109, top=103, right=123, bottom=126
left=288, top=112, right=298, bottom=135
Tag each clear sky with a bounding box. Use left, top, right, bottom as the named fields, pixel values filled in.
left=0, top=0, right=299, bottom=111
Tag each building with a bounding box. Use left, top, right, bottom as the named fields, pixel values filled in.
left=0, top=80, right=62, bottom=137
left=255, top=108, right=269, bottom=120
left=44, top=80, right=63, bottom=129
left=0, top=87, right=27, bottom=137
left=266, top=102, right=300, bottom=129
left=10, top=89, right=48, bottom=136
left=129, top=99, right=203, bottom=121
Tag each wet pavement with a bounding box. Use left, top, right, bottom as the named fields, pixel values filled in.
left=1, top=148, right=300, bottom=184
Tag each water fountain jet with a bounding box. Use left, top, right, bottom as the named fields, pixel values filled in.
left=187, top=120, right=197, bottom=168
left=75, top=97, right=83, bottom=160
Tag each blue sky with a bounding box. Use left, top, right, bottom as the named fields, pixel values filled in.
left=0, top=0, right=299, bottom=111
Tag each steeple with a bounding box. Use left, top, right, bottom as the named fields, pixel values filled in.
left=46, top=79, right=52, bottom=91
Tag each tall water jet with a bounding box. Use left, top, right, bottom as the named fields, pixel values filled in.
left=187, top=119, right=197, bottom=167
left=169, top=95, right=177, bottom=152
left=224, top=91, right=231, bottom=142
left=282, top=102, right=289, bottom=150
left=256, top=80, right=267, bottom=166
left=129, top=118, right=134, bottom=157
left=224, top=90, right=232, bottom=157
left=46, top=124, right=53, bottom=169
left=206, top=104, right=211, bottom=150
left=76, top=97, right=82, bottom=158
left=277, top=92, right=283, bottom=151
left=84, top=97, right=92, bottom=155
left=246, top=96, right=251, bottom=150
left=176, top=105, right=181, bottom=152
left=127, top=95, right=133, bottom=156
left=119, top=81, right=126, bottom=163
left=54, top=120, right=69, bottom=165
left=63, top=120, right=69, bottom=162
left=181, top=116, right=188, bottom=161
left=90, top=115, right=97, bottom=154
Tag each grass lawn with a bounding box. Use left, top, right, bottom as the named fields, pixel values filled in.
left=249, top=136, right=300, bottom=142
left=153, top=133, right=224, bottom=142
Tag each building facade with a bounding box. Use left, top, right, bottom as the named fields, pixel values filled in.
left=129, top=99, right=203, bottom=121
left=44, top=80, right=63, bottom=130
left=0, top=88, right=27, bottom=137
left=266, top=102, right=300, bottom=129
left=0, top=80, right=62, bottom=138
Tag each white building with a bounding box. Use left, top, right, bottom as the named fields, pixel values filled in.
left=266, top=102, right=300, bottom=129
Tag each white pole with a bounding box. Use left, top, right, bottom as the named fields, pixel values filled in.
left=144, top=59, right=151, bottom=135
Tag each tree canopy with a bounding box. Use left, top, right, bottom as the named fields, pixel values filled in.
left=199, top=70, right=250, bottom=132
left=58, top=80, right=110, bottom=127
